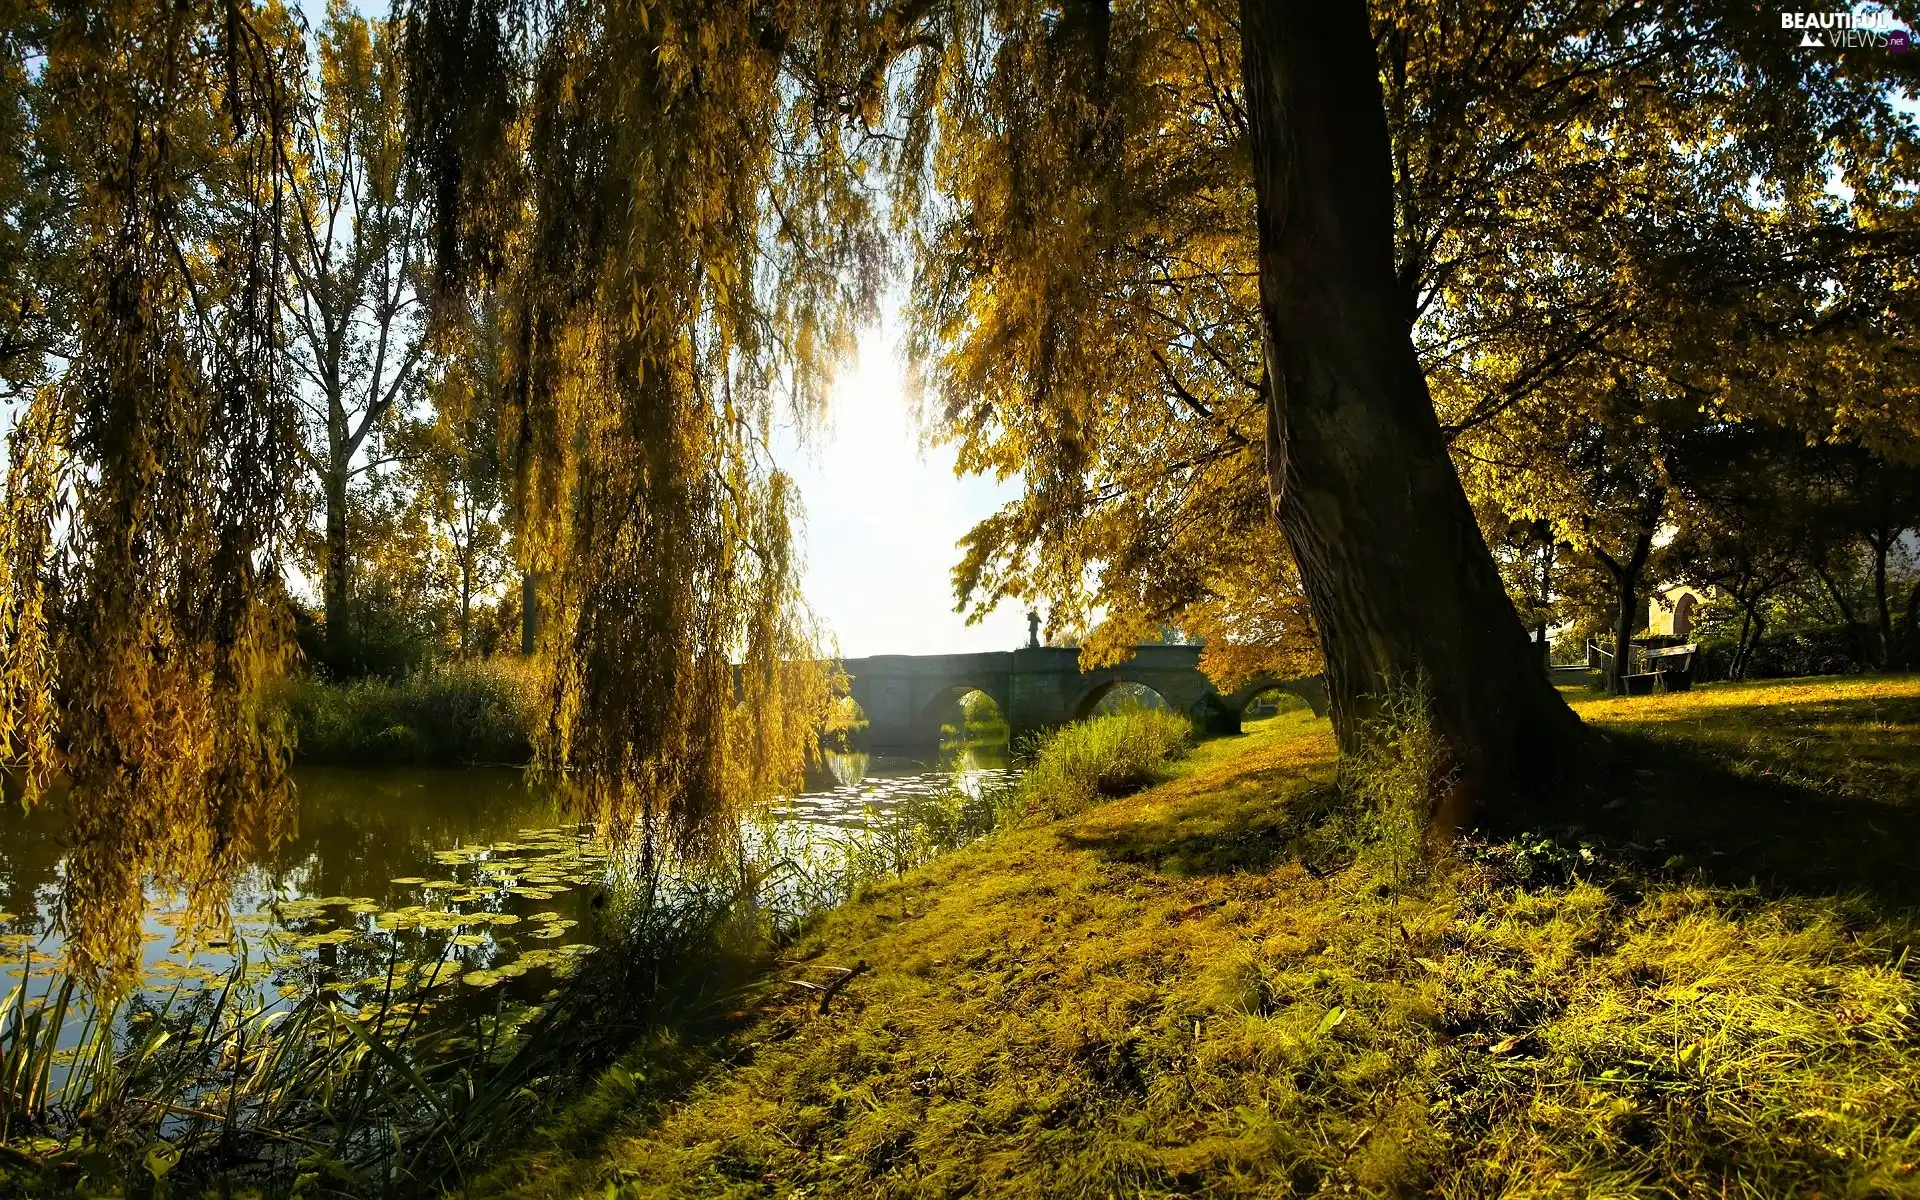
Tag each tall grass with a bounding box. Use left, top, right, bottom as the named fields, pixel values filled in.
left=1339, top=679, right=1453, bottom=885
left=281, top=658, right=538, bottom=766
left=1009, top=706, right=1195, bottom=821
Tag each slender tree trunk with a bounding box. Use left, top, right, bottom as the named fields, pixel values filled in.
left=1903, top=578, right=1920, bottom=664
left=1611, top=571, right=1640, bottom=694
left=1742, top=610, right=1768, bottom=679
left=459, top=560, right=473, bottom=655
left=322, top=467, right=352, bottom=666
left=1871, top=528, right=1894, bottom=669
left=1595, top=532, right=1651, bottom=695
left=521, top=570, right=537, bottom=656
left=1238, top=0, right=1581, bottom=824
left=1732, top=595, right=1756, bottom=680
left=1812, top=562, right=1866, bottom=663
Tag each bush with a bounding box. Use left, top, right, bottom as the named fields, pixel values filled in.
left=1011, top=706, right=1195, bottom=820
left=282, top=657, right=538, bottom=766
left=1694, top=622, right=1868, bottom=681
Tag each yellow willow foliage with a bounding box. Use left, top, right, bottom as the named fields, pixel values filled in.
left=908, top=0, right=1319, bottom=683
left=907, top=0, right=1920, bottom=698
left=0, top=1, right=303, bottom=984
left=438, top=0, right=894, bottom=858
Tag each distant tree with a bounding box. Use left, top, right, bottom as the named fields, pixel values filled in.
left=284, top=3, right=430, bottom=669
left=414, top=299, right=510, bottom=656
left=1662, top=431, right=1813, bottom=679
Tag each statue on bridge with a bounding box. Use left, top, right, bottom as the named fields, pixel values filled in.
left=1026, top=609, right=1041, bottom=650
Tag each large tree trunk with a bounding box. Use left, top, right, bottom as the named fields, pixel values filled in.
left=1238, top=0, right=1581, bottom=824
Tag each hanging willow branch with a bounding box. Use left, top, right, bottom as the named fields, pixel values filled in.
left=0, top=0, right=304, bottom=983
left=404, top=0, right=926, bottom=858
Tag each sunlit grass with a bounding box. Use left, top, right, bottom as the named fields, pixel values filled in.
left=480, top=679, right=1920, bottom=1199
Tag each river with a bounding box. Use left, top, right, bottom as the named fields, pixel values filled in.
left=0, top=741, right=1011, bottom=1007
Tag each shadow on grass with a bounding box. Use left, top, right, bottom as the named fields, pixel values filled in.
left=1571, top=727, right=1920, bottom=915
left=1065, top=691, right=1920, bottom=920
left=1058, top=762, right=1352, bottom=877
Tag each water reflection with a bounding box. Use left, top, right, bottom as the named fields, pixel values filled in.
left=0, top=733, right=1013, bottom=998
left=786, top=738, right=1011, bottom=829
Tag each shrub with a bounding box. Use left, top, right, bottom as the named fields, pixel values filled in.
left=1011, top=706, right=1195, bottom=820
left=1694, top=621, right=1868, bottom=681
left=281, top=657, right=539, bottom=766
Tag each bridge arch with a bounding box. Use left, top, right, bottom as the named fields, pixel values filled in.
left=916, top=682, right=1012, bottom=742
left=1070, top=679, right=1174, bottom=721
left=839, top=645, right=1323, bottom=745
left=1222, top=676, right=1330, bottom=721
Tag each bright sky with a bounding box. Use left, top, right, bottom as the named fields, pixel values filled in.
left=774, top=321, right=1026, bottom=659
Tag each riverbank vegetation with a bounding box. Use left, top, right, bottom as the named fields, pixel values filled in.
left=481, top=676, right=1920, bottom=1198
left=281, top=658, right=539, bottom=767
left=2, top=0, right=1919, bottom=1194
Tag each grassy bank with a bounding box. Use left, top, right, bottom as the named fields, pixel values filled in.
left=482, top=675, right=1920, bottom=1198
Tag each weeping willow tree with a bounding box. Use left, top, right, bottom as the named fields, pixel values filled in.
left=0, top=0, right=305, bottom=981
left=404, top=0, right=915, bottom=858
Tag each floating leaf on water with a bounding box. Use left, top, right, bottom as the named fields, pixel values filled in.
left=450, top=934, right=490, bottom=949
left=488, top=914, right=522, bottom=926
left=463, top=969, right=507, bottom=988
left=421, top=880, right=461, bottom=891
left=416, top=962, right=465, bottom=987
left=390, top=877, right=430, bottom=886
left=289, top=929, right=357, bottom=949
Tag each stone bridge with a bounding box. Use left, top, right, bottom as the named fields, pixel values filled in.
left=841, top=645, right=1327, bottom=746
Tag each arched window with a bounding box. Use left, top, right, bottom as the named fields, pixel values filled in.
left=1673, top=592, right=1697, bottom=641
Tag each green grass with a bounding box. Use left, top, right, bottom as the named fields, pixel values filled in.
left=476, top=676, right=1920, bottom=1199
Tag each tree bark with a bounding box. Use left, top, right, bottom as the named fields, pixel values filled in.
left=521, top=570, right=538, bottom=656
left=1593, top=531, right=1651, bottom=696
left=1732, top=594, right=1756, bottom=680
left=1870, top=527, right=1895, bottom=669
left=322, top=467, right=352, bottom=667
left=1238, top=0, right=1582, bottom=824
